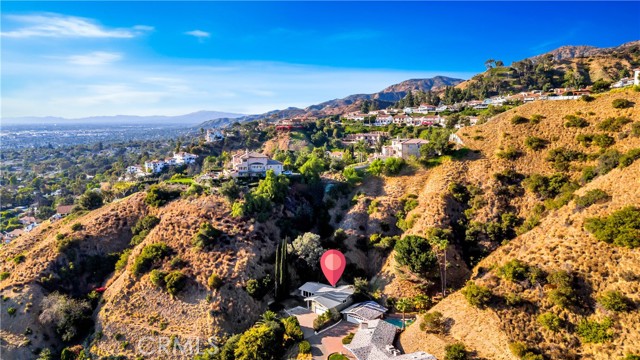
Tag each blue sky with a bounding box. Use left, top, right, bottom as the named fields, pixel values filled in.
left=2, top=1, right=638, bottom=118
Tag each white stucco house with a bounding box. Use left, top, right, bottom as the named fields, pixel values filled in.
left=228, top=150, right=283, bottom=177
left=381, top=138, right=430, bottom=159
left=173, top=152, right=198, bottom=165
left=298, top=282, right=354, bottom=315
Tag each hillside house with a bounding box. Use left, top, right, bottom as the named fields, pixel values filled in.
left=341, top=301, right=388, bottom=324
left=418, top=104, right=436, bottom=112
left=343, top=132, right=389, bottom=146
left=227, top=150, right=283, bottom=177
left=173, top=152, right=198, bottom=165
left=382, top=138, right=429, bottom=159
left=298, top=282, right=355, bottom=315
left=344, top=320, right=436, bottom=360
left=206, top=129, right=225, bottom=142
left=612, top=77, right=635, bottom=88
left=144, top=160, right=166, bottom=174
left=344, top=112, right=367, bottom=121
left=374, top=114, right=393, bottom=126
left=393, top=114, right=411, bottom=125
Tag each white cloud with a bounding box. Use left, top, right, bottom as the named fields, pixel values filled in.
left=0, top=13, right=153, bottom=38
left=184, top=29, right=210, bottom=39
left=65, top=51, right=123, bottom=66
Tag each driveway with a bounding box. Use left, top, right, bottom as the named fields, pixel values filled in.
left=287, top=306, right=317, bottom=339
left=308, top=321, right=358, bottom=360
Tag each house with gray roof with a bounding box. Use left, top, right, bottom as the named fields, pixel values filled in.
left=344, top=320, right=437, bottom=360
left=298, top=282, right=354, bottom=315
left=341, top=301, right=388, bottom=324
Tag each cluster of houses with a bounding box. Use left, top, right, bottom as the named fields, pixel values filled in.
left=205, top=129, right=225, bottom=143
left=296, top=282, right=436, bottom=360
left=125, top=152, right=199, bottom=177
left=1, top=204, right=75, bottom=244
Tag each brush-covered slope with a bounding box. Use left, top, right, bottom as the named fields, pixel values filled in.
left=396, top=89, right=640, bottom=359
left=0, top=192, right=280, bottom=359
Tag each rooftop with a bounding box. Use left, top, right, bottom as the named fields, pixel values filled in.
left=344, top=320, right=436, bottom=360
left=299, top=282, right=355, bottom=309
left=341, top=301, right=388, bottom=321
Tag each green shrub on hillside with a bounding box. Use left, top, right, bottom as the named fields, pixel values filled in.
left=444, top=342, right=468, bottom=360
left=546, top=270, right=576, bottom=308
left=576, top=134, right=615, bottom=148
left=530, top=114, right=546, bottom=124
left=546, top=147, right=586, bottom=171
left=115, top=249, right=131, bottom=271
left=208, top=273, right=223, bottom=290
left=420, top=311, right=445, bottom=334
left=564, top=115, right=589, bottom=128
left=537, top=312, right=562, bottom=332
left=145, top=185, right=181, bottom=207
left=511, top=115, right=529, bottom=125
left=496, top=146, right=521, bottom=160
left=632, top=122, right=640, bottom=137
left=70, top=223, right=83, bottom=232
left=577, top=317, right=614, bottom=343
left=574, top=189, right=610, bottom=210
left=598, top=116, right=632, bottom=131
left=598, top=290, right=631, bottom=312
left=524, top=136, right=548, bottom=151
left=149, top=269, right=167, bottom=288
left=612, top=98, right=633, bottom=109
left=132, top=243, right=172, bottom=276
left=498, top=259, right=529, bottom=282
left=619, top=148, right=640, bottom=168
left=524, top=173, right=573, bottom=200
left=164, top=271, right=187, bottom=295
left=192, top=222, right=222, bottom=249
left=461, top=281, right=491, bottom=307
left=394, top=235, right=437, bottom=276
left=584, top=206, right=640, bottom=248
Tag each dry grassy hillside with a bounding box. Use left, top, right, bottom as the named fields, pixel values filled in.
left=91, top=195, right=279, bottom=358
left=0, top=192, right=280, bottom=359
left=400, top=159, right=640, bottom=360
left=0, top=193, right=148, bottom=358
left=395, top=90, right=640, bottom=359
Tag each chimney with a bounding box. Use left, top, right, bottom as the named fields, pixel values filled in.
left=360, top=322, right=368, bottom=330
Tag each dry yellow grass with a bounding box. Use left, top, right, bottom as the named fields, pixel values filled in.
left=396, top=90, right=640, bottom=359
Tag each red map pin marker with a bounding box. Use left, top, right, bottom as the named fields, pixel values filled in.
left=320, top=250, right=346, bottom=286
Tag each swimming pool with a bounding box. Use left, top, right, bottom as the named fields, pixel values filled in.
left=384, top=317, right=415, bottom=328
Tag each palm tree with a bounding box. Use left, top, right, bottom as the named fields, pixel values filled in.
left=395, top=298, right=413, bottom=330
left=256, top=310, right=279, bottom=325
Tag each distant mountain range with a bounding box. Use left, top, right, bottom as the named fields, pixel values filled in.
left=200, top=76, right=464, bottom=128
left=1, top=110, right=244, bottom=127
left=529, top=40, right=640, bottom=62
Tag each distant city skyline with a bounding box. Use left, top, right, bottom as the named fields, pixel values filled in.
left=2, top=1, right=638, bottom=118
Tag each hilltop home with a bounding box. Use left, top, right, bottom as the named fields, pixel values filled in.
left=228, top=150, right=283, bottom=177
left=382, top=138, right=430, bottom=159
left=298, top=282, right=354, bottom=315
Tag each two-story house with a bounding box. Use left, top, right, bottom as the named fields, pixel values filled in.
left=228, top=150, right=283, bottom=177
